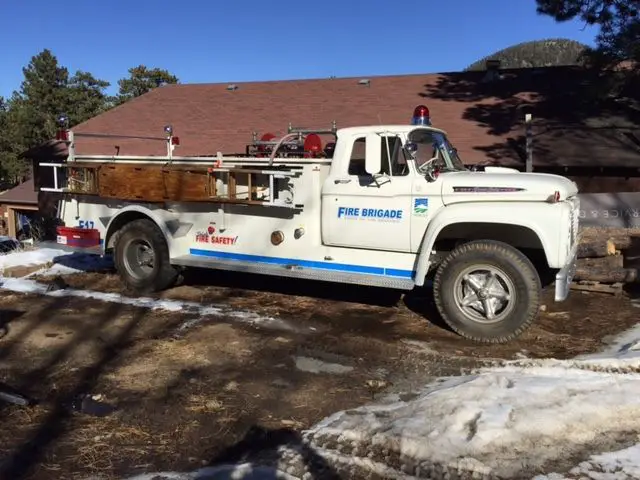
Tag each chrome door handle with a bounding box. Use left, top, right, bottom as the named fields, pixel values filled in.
left=334, top=178, right=352, bottom=184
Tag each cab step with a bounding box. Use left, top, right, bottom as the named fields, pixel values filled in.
left=170, top=253, right=416, bottom=290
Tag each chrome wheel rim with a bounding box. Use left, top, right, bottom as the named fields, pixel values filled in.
left=122, top=239, right=155, bottom=280
left=453, top=264, right=515, bottom=324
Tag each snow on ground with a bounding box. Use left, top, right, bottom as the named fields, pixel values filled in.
left=0, top=246, right=113, bottom=276
left=0, top=247, right=299, bottom=332
left=0, top=247, right=73, bottom=271
left=0, top=275, right=296, bottom=332
left=304, top=361, right=640, bottom=478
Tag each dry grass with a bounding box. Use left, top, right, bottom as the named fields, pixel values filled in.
left=41, top=416, right=171, bottom=478
left=102, top=323, right=255, bottom=395
left=184, top=394, right=225, bottom=414
left=103, top=339, right=214, bottom=393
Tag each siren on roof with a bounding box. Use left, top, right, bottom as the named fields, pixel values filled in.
left=303, top=133, right=323, bottom=158
left=411, top=105, right=431, bottom=126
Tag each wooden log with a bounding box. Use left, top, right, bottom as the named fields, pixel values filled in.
left=570, top=282, right=623, bottom=296
left=577, top=255, right=624, bottom=269
left=574, top=268, right=637, bottom=283
left=580, top=233, right=634, bottom=249
left=574, top=255, right=637, bottom=283
left=577, top=239, right=617, bottom=258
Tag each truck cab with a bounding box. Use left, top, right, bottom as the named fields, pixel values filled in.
left=317, top=106, right=579, bottom=342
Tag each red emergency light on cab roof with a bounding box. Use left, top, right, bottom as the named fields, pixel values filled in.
left=411, top=105, right=431, bottom=126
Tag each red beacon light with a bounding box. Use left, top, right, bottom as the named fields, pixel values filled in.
left=411, top=105, right=431, bottom=126
left=257, top=133, right=276, bottom=154
left=303, top=133, right=323, bottom=158
left=55, top=129, right=68, bottom=141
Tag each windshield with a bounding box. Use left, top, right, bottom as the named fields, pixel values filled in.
left=408, top=129, right=466, bottom=172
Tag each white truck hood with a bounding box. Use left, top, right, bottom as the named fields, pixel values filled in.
left=440, top=168, right=579, bottom=205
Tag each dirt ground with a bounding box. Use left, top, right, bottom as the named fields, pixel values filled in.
left=1, top=267, right=639, bottom=480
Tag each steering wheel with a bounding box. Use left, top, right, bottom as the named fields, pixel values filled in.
left=417, top=156, right=438, bottom=174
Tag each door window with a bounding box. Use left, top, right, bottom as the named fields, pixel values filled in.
left=347, top=136, right=409, bottom=177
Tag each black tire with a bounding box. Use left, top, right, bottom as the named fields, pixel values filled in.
left=113, top=218, right=178, bottom=294
left=433, top=240, right=541, bottom=344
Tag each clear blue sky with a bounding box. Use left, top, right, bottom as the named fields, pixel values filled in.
left=1, top=0, right=598, bottom=98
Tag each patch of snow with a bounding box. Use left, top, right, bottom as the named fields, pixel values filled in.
left=302, top=359, right=640, bottom=479
left=0, top=247, right=70, bottom=270
left=0, top=247, right=112, bottom=276
left=294, top=356, right=354, bottom=374
left=0, top=277, right=298, bottom=332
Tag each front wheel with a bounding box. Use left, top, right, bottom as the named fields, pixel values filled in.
left=433, top=240, right=541, bottom=344
left=114, top=218, right=178, bottom=294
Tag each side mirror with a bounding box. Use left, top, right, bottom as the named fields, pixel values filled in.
left=404, top=142, right=418, bottom=158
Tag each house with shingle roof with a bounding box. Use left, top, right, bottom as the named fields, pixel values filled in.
left=57, top=65, right=638, bottom=171
left=24, top=63, right=640, bottom=199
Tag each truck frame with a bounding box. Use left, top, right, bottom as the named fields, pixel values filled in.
left=35, top=105, right=579, bottom=344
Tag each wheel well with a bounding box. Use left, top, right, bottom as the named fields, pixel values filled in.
left=432, top=222, right=552, bottom=284
left=105, top=211, right=156, bottom=252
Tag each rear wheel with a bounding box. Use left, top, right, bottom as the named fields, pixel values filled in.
left=433, top=240, right=541, bottom=343
left=114, top=219, right=178, bottom=294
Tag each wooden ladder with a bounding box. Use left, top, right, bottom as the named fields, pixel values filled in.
left=206, top=167, right=299, bottom=207
left=39, top=162, right=100, bottom=194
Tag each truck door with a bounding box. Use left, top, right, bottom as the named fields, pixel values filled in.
left=321, top=132, right=412, bottom=252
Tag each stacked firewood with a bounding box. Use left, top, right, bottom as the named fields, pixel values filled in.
left=571, top=231, right=640, bottom=294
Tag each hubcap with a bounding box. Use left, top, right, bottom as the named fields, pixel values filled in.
left=122, top=239, right=155, bottom=280
left=453, top=265, right=515, bottom=324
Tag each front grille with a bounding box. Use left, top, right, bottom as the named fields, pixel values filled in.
left=568, top=196, right=580, bottom=245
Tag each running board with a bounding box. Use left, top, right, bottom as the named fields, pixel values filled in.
left=171, top=254, right=416, bottom=290
left=35, top=240, right=104, bottom=256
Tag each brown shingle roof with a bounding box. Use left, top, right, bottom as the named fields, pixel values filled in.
left=0, top=177, right=37, bottom=206
left=38, top=67, right=640, bottom=168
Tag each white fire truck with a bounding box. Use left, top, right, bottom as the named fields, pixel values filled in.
left=37, top=105, right=579, bottom=343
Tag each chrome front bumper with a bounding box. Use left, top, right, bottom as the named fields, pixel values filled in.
left=554, top=242, right=578, bottom=302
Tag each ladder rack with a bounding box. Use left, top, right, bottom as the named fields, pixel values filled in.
left=37, top=123, right=331, bottom=207
left=38, top=162, right=303, bottom=207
